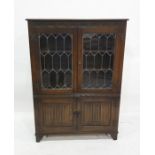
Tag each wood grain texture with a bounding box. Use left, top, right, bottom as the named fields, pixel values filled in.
left=79, top=98, right=111, bottom=126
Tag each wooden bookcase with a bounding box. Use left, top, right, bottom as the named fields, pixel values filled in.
left=26, top=19, right=128, bottom=142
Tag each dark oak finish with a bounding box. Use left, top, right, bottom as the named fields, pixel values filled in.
left=27, top=19, right=128, bottom=142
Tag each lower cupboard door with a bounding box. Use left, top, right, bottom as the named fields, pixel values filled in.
left=37, top=98, right=76, bottom=134
left=78, top=97, right=115, bottom=132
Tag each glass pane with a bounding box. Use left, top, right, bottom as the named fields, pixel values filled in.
left=39, top=35, right=48, bottom=55
left=57, top=35, right=64, bottom=51
left=95, top=53, right=102, bottom=69
left=61, top=53, right=68, bottom=70
left=91, top=35, right=98, bottom=50
left=87, top=54, right=94, bottom=69
left=105, top=70, right=113, bottom=87
left=65, top=35, right=71, bottom=50
left=42, top=71, right=50, bottom=88
left=50, top=71, right=56, bottom=88
left=58, top=71, right=64, bottom=87
left=98, top=71, right=105, bottom=88
left=83, top=71, right=89, bottom=87
left=45, top=54, right=52, bottom=72
left=99, top=35, right=106, bottom=50
left=48, top=35, right=56, bottom=51
left=53, top=53, right=60, bottom=70
left=82, top=33, right=116, bottom=89
left=90, top=71, right=97, bottom=87
left=65, top=71, right=72, bottom=87
left=39, top=33, right=72, bottom=89
left=84, top=37, right=90, bottom=50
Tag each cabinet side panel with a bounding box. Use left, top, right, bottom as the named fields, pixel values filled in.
left=114, top=22, right=127, bottom=92
left=27, top=21, right=40, bottom=94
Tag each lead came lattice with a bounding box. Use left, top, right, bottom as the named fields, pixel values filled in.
left=82, top=33, right=116, bottom=88
left=39, top=33, right=72, bottom=89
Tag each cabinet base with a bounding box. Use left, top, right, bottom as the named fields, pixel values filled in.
left=110, top=132, right=118, bottom=140
left=36, top=134, right=43, bottom=142
left=35, top=132, right=118, bottom=142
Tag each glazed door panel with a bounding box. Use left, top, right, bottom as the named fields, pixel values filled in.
left=30, top=28, right=78, bottom=95
left=77, top=26, right=122, bottom=93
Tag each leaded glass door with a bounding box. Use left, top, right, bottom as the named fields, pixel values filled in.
left=77, top=28, right=119, bottom=93
left=34, top=28, right=77, bottom=94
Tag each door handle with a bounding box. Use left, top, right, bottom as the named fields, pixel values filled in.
left=78, top=61, right=82, bottom=65
left=73, top=111, right=80, bottom=117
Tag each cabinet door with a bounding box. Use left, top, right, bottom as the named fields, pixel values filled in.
left=29, top=28, right=77, bottom=94
left=77, top=25, right=126, bottom=93
left=78, top=97, right=115, bottom=132
left=37, top=98, right=76, bottom=133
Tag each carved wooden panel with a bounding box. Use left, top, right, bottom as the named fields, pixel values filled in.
left=39, top=98, right=74, bottom=127
left=79, top=98, right=112, bottom=126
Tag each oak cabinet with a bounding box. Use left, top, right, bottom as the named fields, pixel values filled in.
left=27, top=19, right=128, bottom=142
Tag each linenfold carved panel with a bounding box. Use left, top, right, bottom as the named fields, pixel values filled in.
left=80, top=99, right=111, bottom=126
left=41, top=102, right=73, bottom=127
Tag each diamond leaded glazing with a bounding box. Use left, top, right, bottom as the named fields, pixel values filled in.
left=39, top=33, right=72, bottom=89
left=82, top=33, right=116, bottom=88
